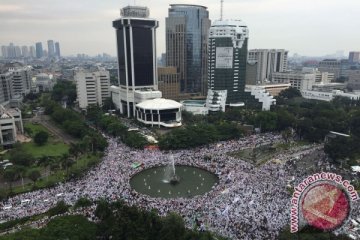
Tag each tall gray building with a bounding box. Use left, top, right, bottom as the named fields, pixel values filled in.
left=248, top=49, right=288, bottom=84
left=318, top=59, right=341, bottom=80
left=29, top=46, right=36, bottom=58
left=35, top=42, right=43, bottom=58
left=47, top=40, right=55, bottom=58
left=166, top=4, right=211, bottom=95
left=349, top=51, right=360, bottom=64
left=8, top=43, right=16, bottom=59
left=21, top=46, right=29, bottom=58
left=55, top=42, right=61, bottom=58
left=1, top=46, right=8, bottom=59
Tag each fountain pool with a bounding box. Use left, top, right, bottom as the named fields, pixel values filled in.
left=130, top=165, right=218, bottom=198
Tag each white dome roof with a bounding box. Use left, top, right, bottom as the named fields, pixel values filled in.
left=136, top=98, right=182, bottom=110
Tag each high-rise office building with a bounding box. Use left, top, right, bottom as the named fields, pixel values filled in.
left=29, top=46, right=36, bottom=58
left=207, top=20, right=249, bottom=105
left=21, top=46, right=29, bottom=58
left=75, top=68, right=110, bottom=109
left=318, top=59, right=341, bottom=80
left=248, top=49, right=288, bottom=84
left=0, top=72, right=13, bottom=103
left=8, top=43, right=16, bottom=58
left=55, top=42, right=61, bottom=58
left=14, top=46, right=21, bottom=58
left=166, top=4, right=211, bottom=95
left=9, top=66, right=32, bottom=96
left=35, top=42, right=43, bottom=58
left=1, top=46, right=8, bottom=58
left=349, top=51, right=360, bottom=64
left=112, top=6, right=161, bottom=117
left=47, top=40, right=55, bottom=58
left=158, top=67, right=180, bottom=100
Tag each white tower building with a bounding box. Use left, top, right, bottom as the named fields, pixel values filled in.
left=75, top=68, right=110, bottom=109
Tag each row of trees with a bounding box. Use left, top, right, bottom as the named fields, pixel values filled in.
left=1, top=200, right=227, bottom=240
left=51, top=81, right=77, bottom=106
left=43, top=98, right=108, bottom=152
left=86, top=106, right=148, bottom=149
left=158, top=122, right=243, bottom=150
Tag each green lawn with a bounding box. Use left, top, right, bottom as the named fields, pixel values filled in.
left=228, top=146, right=277, bottom=166
left=21, top=142, right=69, bottom=158
left=21, top=122, right=69, bottom=158
left=24, top=122, right=49, bottom=137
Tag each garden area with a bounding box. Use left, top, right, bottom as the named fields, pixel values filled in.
left=22, top=122, right=69, bottom=158
left=0, top=99, right=106, bottom=199
left=227, top=141, right=309, bottom=166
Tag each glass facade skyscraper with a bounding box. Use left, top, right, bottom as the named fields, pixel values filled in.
left=166, top=4, right=210, bottom=95
left=55, top=42, right=61, bottom=58
left=35, top=42, right=43, bottom=58
left=47, top=40, right=55, bottom=58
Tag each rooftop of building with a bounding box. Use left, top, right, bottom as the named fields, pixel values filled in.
left=170, top=4, right=207, bottom=9
left=211, top=19, right=247, bottom=27
left=181, top=100, right=206, bottom=107
left=120, top=5, right=150, bottom=18
left=249, top=49, right=288, bottom=52
left=136, top=98, right=182, bottom=110
left=0, top=106, right=21, bottom=119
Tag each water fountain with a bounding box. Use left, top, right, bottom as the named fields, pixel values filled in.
left=163, top=155, right=180, bottom=185
left=130, top=155, right=219, bottom=198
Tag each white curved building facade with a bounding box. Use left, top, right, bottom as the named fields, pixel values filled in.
left=135, top=98, right=182, bottom=128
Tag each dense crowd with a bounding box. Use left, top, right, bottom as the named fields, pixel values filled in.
left=0, top=133, right=359, bottom=239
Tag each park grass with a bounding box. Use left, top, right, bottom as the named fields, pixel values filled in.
left=21, top=142, right=69, bottom=158
left=276, top=140, right=308, bottom=149
left=228, top=146, right=277, bottom=166
left=24, top=122, right=49, bottom=137
left=18, top=122, right=70, bottom=158
left=228, top=141, right=311, bottom=166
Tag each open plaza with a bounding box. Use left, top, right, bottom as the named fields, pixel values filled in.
left=0, top=132, right=358, bottom=239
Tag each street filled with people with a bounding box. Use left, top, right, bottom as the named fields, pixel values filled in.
left=0, top=133, right=359, bottom=240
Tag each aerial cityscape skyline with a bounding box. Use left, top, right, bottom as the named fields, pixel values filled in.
left=0, top=1, right=359, bottom=239
left=1, top=0, right=359, bottom=57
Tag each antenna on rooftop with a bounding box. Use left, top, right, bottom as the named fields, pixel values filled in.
left=220, top=0, right=224, bottom=20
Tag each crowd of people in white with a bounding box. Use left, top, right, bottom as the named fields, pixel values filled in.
left=0, top=132, right=359, bottom=239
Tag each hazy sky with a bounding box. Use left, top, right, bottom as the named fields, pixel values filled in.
left=1, top=0, right=359, bottom=57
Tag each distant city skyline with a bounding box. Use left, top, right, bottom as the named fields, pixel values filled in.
left=0, top=0, right=359, bottom=57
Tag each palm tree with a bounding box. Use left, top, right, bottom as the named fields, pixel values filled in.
left=15, top=166, right=26, bottom=190
left=69, top=143, right=82, bottom=160
left=3, top=168, right=18, bottom=193
left=60, top=153, right=72, bottom=176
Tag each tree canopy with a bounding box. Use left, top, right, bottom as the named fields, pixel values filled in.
left=33, top=131, right=49, bottom=146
